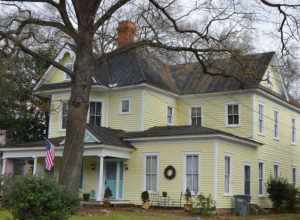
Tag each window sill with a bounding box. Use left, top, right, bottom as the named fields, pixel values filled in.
left=119, top=112, right=132, bottom=115
left=273, top=137, right=280, bottom=142
left=291, top=142, right=297, bottom=146
left=225, top=124, right=240, bottom=128
left=224, top=193, right=233, bottom=197
left=258, top=194, right=268, bottom=198
left=257, top=133, right=265, bottom=137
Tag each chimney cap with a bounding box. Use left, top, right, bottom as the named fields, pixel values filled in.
left=117, top=20, right=137, bottom=48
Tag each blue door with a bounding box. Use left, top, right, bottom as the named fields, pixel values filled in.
left=105, top=162, right=117, bottom=199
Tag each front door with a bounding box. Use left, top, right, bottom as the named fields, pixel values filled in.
left=105, top=161, right=117, bottom=199
left=244, top=165, right=251, bottom=196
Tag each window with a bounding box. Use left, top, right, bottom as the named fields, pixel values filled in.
left=224, top=156, right=231, bottom=194
left=89, top=102, right=102, bottom=127
left=191, top=107, right=202, bottom=127
left=274, top=111, right=279, bottom=139
left=64, top=62, right=73, bottom=80
left=293, top=167, right=297, bottom=187
left=145, top=154, right=158, bottom=192
left=61, top=102, right=68, bottom=129
left=167, top=106, right=174, bottom=125
left=259, top=162, right=264, bottom=195
left=274, top=164, right=280, bottom=178
left=292, top=118, right=296, bottom=144
left=120, top=98, right=130, bottom=113
left=258, top=104, right=264, bottom=134
left=226, top=104, right=239, bottom=126
left=185, top=154, right=199, bottom=194
left=244, top=165, right=251, bottom=196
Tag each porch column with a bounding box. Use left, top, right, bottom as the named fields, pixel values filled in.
left=1, top=158, right=6, bottom=175
left=32, top=156, right=38, bottom=176
left=96, top=155, right=104, bottom=202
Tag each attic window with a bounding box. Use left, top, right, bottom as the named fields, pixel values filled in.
left=64, top=62, right=73, bottom=81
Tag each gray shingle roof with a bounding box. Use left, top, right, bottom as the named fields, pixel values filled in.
left=36, top=50, right=275, bottom=96
left=124, top=125, right=262, bottom=145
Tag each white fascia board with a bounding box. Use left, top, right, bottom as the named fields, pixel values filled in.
left=125, top=134, right=260, bottom=148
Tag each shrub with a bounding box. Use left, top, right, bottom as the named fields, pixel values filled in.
left=1, top=176, right=80, bottom=220
left=192, top=194, right=216, bottom=215
left=141, top=191, right=149, bottom=203
left=267, top=177, right=299, bottom=212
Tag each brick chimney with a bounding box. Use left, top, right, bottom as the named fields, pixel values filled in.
left=117, top=20, right=137, bottom=48
left=0, top=130, right=6, bottom=146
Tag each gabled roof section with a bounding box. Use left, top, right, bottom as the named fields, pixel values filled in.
left=86, top=124, right=133, bottom=148
left=34, top=45, right=75, bottom=91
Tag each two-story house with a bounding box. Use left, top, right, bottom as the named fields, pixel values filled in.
left=1, top=21, right=299, bottom=211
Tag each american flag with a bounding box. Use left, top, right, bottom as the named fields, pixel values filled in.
left=44, top=138, right=55, bottom=171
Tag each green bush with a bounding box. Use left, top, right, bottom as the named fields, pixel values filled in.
left=192, top=194, right=216, bottom=215
left=1, top=176, right=80, bottom=220
left=267, top=177, right=299, bottom=212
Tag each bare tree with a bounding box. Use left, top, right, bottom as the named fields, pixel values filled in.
left=0, top=0, right=269, bottom=193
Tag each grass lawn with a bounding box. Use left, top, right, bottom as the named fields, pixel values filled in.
left=1, top=209, right=300, bottom=220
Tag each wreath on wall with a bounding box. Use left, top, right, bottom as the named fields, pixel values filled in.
left=164, top=165, right=176, bottom=180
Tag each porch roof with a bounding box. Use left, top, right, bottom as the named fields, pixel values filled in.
left=1, top=125, right=133, bottom=150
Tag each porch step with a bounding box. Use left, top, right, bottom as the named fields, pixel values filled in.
left=80, top=200, right=134, bottom=208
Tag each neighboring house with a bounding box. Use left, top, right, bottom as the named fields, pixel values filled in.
left=1, top=21, right=300, bottom=211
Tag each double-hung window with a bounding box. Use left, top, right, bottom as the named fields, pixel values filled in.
left=191, top=107, right=202, bottom=127
left=258, top=104, right=264, bottom=134
left=145, top=154, right=159, bottom=192
left=167, top=106, right=174, bottom=125
left=258, top=162, right=264, bottom=195
left=89, top=102, right=102, bottom=127
left=292, top=118, right=296, bottom=144
left=293, top=167, right=297, bottom=187
left=61, top=102, right=69, bottom=129
left=224, top=155, right=231, bottom=194
left=274, top=111, right=279, bottom=139
left=226, top=104, right=239, bottom=126
left=120, top=98, right=130, bottom=113
left=274, top=164, right=280, bottom=178
left=185, top=154, right=199, bottom=194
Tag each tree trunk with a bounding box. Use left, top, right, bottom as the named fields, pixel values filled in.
left=58, top=43, right=94, bottom=193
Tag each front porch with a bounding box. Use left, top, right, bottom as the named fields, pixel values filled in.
left=0, top=143, right=132, bottom=202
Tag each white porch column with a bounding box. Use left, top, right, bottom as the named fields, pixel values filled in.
left=96, top=155, right=104, bottom=202
left=1, top=158, right=6, bottom=175
left=33, top=156, right=38, bottom=176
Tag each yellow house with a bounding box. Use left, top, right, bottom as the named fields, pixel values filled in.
left=1, top=21, right=300, bottom=211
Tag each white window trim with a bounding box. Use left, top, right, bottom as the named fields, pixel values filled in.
left=143, top=153, right=160, bottom=193
left=59, top=101, right=68, bottom=131
left=274, top=162, right=280, bottom=178
left=189, top=105, right=203, bottom=126
left=291, top=118, right=296, bottom=145
left=273, top=110, right=280, bottom=140
left=119, top=97, right=132, bottom=114
left=87, top=100, right=104, bottom=126
left=167, top=106, right=174, bottom=126
left=224, top=153, right=233, bottom=196
left=258, top=161, right=265, bottom=197
left=225, top=102, right=240, bottom=127
left=292, top=166, right=297, bottom=187
left=258, top=103, right=265, bottom=135
left=64, top=61, right=74, bottom=81
left=183, top=152, right=200, bottom=196
left=243, top=162, right=252, bottom=196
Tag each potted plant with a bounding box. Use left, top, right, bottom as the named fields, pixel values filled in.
left=184, top=188, right=192, bottom=212
left=162, top=192, right=167, bottom=197
left=141, top=191, right=150, bottom=209
left=103, top=187, right=112, bottom=207
left=83, top=193, right=90, bottom=201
